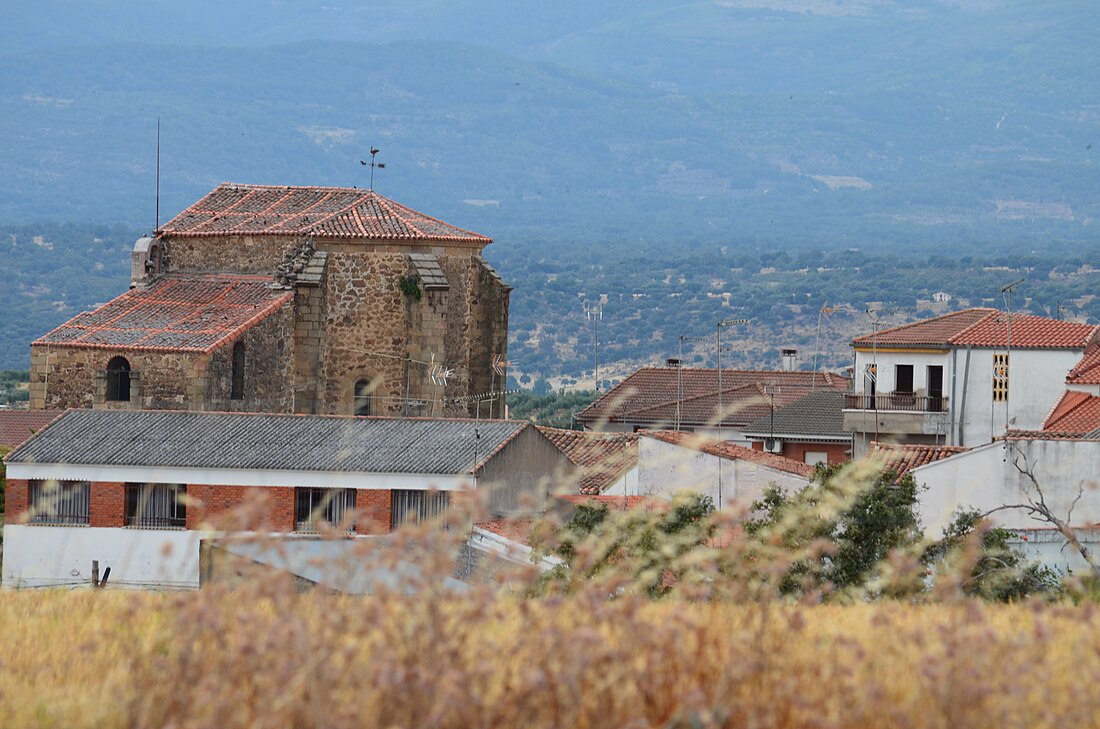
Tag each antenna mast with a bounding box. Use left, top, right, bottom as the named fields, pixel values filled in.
left=155, top=118, right=161, bottom=232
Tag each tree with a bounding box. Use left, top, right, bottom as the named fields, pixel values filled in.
left=744, top=464, right=924, bottom=598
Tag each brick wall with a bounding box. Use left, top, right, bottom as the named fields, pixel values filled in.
left=750, top=440, right=851, bottom=466
left=90, top=482, right=126, bottom=528
left=5, top=479, right=28, bottom=523
left=357, top=489, right=393, bottom=534
left=185, top=485, right=295, bottom=532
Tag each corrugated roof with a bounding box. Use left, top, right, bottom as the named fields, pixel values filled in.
left=535, top=426, right=638, bottom=495
left=0, top=410, right=63, bottom=450
left=642, top=430, right=815, bottom=477
left=577, top=367, right=847, bottom=428
left=852, top=308, right=1098, bottom=350
left=33, top=275, right=292, bottom=353
left=868, top=442, right=969, bottom=482
left=741, top=390, right=850, bottom=440
left=6, top=410, right=527, bottom=475
left=158, top=183, right=491, bottom=244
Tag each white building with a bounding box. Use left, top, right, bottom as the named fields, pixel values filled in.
left=604, top=430, right=813, bottom=511
left=2, top=410, right=573, bottom=590
left=844, top=308, right=1098, bottom=458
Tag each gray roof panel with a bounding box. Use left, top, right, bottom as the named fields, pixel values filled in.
left=741, top=389, right=850, bottom=440
left=7, top=410, right=527, bottom=475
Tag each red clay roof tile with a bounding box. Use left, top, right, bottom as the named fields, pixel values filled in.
left=1067, top=349, right=1100, bottom=385
left=0, top=410, right=63, bottom=450
left=867, top=442, right=969, bottom=481
left=852, top=308, right=1098, bottom=349
left=535, top=427, right=638, bottom=495
left=159, top=183, right=491, bottom=243
left=1041, top=391, right=1100, bottom=434
left=33, top=275, right=293, bottom=353
left=577, top=367, right=846, bottom=428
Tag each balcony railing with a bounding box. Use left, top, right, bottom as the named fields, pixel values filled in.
left=844, top=393, right=948, bottom=413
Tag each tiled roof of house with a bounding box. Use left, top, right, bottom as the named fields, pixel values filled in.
left=558, top=494, right=659, bottom=510
left=1002, top=429, right=1100, bottom=441
left=642, top=430, right=815, bottom=477
left=577, top=367, right=847, bottom=428
left=6, top=410, right=529, bottom=475
left=158, top=183, right=491, bottom=244
left=852, top=308, right=1098, bottom=349
left=741, top=389, right=850, bottom=441
left=1067, top=349, right=1100, bottom=385
left=474, top=518, right=540, bottom=545
left=1042, top=391, right=1100, bottom=434
left=867, top=442, right=969, bottom=481
left=0, top=410, right=63, bottom=450
left=536, top=426, right=638, bottom=495
left=32, top=275, right=293, bottom=353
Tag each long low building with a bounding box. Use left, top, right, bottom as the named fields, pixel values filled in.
left=2, top=410, right=574, bottom=589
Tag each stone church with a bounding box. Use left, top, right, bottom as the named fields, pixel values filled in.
left=29, top=183, right=510, bottom=417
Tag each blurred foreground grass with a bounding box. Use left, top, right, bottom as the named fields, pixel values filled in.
left=3, top=588, right=1100, bottom=728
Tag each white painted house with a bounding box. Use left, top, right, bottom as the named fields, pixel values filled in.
left=2, top=410, right=573, bottom=590
left=844, top=308, right=1099, bottom=458
left=604, top=430, right=813, bottom=512
left=909, top=433, right=1100, bottom=573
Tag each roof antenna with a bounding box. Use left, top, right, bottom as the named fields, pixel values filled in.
left=359, top=148, right=385, bottom=191
left=155, top=117, right=161, bottom=233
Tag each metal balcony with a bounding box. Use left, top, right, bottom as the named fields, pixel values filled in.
left=844, top=393, right=948, bottom=413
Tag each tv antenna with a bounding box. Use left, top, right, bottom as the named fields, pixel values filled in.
left=155, top=118, right=161, bottom=232
left=360, top=148, right=385, bottom=191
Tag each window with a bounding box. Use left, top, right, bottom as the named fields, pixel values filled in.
left=106, top=356, right=132, bottom=401
left=895, top=364, right=914, bottom=394
left=804, top=451, right=829, bottom=466
left=391, top=489, right=450, bottom=529
left=353, top=379, right=373, bottom=416
left=230, top=342, right=245, bottom=400
left=125, top=484, right=186, bottom=528
left=30, top=480, right=90, bottom=525
left=295, top=488, right=356, bottom=532
left=993, top=353, right=1009, bottom=402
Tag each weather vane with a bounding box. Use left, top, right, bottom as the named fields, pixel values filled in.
left=359, top=148, right=385, bottom=191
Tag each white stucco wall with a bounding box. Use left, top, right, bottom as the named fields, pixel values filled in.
left=913, top=439, right=1100, bottom=537
left=634, top=438, right=809, bottom=511
left=2, top=525, right=201, bottom=590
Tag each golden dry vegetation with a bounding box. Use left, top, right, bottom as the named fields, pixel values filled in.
left=3, top=586, right=1100, bottom=729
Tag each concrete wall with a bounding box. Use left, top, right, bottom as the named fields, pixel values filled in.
left=478, top=427, right=576, bottom=516
left=912, top=439, right=1100, bottom=536
left=634, top=438, right=809, bottom=511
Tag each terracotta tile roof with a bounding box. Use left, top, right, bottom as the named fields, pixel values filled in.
left=951, top=313, right=1097, bottom=349
left=33, top=275, right=293, bottom=353
left=159, top=183, right=491, bottom=244
left=558, top=494, right=658, bottom=510
left=642, top=430, right=815, bottom=477
left=1002, top=429, right=1100, bottom=442
left=1067, top=349, right=1100, bottom=385
left=741, top=389, right=850, bottom=441
left=577, top=367, right=847, bottom=428
left=867, top=442, right=969, bottom=481
left=474, top=518, right=539, bottom=545
left=0, top=410, right=63, bottom=450
left=1042, top=391, right=1100, bottom=434
left=852, top=308, right=1098, bottom=349
left=535, top=426, right=638, bottom=495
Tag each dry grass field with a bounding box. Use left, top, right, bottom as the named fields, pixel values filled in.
left=3, top=585, right=1100, bottom=729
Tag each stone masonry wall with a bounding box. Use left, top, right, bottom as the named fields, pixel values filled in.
left=292, top=283, right=326, bottom=414
left=30, top=345, right=207, bottom=411
left=205, top=305, right=295, bottom=413
left=464, top=257, right=511, bottom=418
left=165, top=235, right=304, bottom=275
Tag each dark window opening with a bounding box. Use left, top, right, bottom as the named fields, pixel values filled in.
left=106, top=356, right=132, bottom=402
left=895, top=364, right=914, bottom=394
left=354, top=379, right=373, bottom=416
left=295, top=488, right=356, bottom=532
left=391, top=489, right=450, bottom=530
left=30, top=480, right=90, bottom=525
left=231, top=341, right=245, bottom=400
left=125, top=484, right=186, bottom=528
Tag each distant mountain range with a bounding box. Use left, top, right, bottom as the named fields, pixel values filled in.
left=1, top=0, right=1096, bottom=247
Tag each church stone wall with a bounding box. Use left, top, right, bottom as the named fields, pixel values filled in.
left=165, top=235, right=303, bottom=275
left=204, top=305, right=295, bottom=412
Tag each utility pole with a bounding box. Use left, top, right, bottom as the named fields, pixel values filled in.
left=584, top=300, right=603, bottom=392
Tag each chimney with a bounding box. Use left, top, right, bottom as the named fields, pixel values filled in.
left=781, top=348, right=797, bottom=371
left=666, top=358, right=682, bottom=368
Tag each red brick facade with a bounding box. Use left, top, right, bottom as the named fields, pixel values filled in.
left=5, top=479, right=412, bottom=535
left=749, top=441, right=850, bottom=467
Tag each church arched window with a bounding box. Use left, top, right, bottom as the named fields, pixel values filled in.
left=231, top=342, right=245, bottom=400
left=106, top=356, right=132, bottom=402
left=353, top=379, right=374, bottom=416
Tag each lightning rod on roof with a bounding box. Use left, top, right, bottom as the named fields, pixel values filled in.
left=155, top=118, right=161, bottom=233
